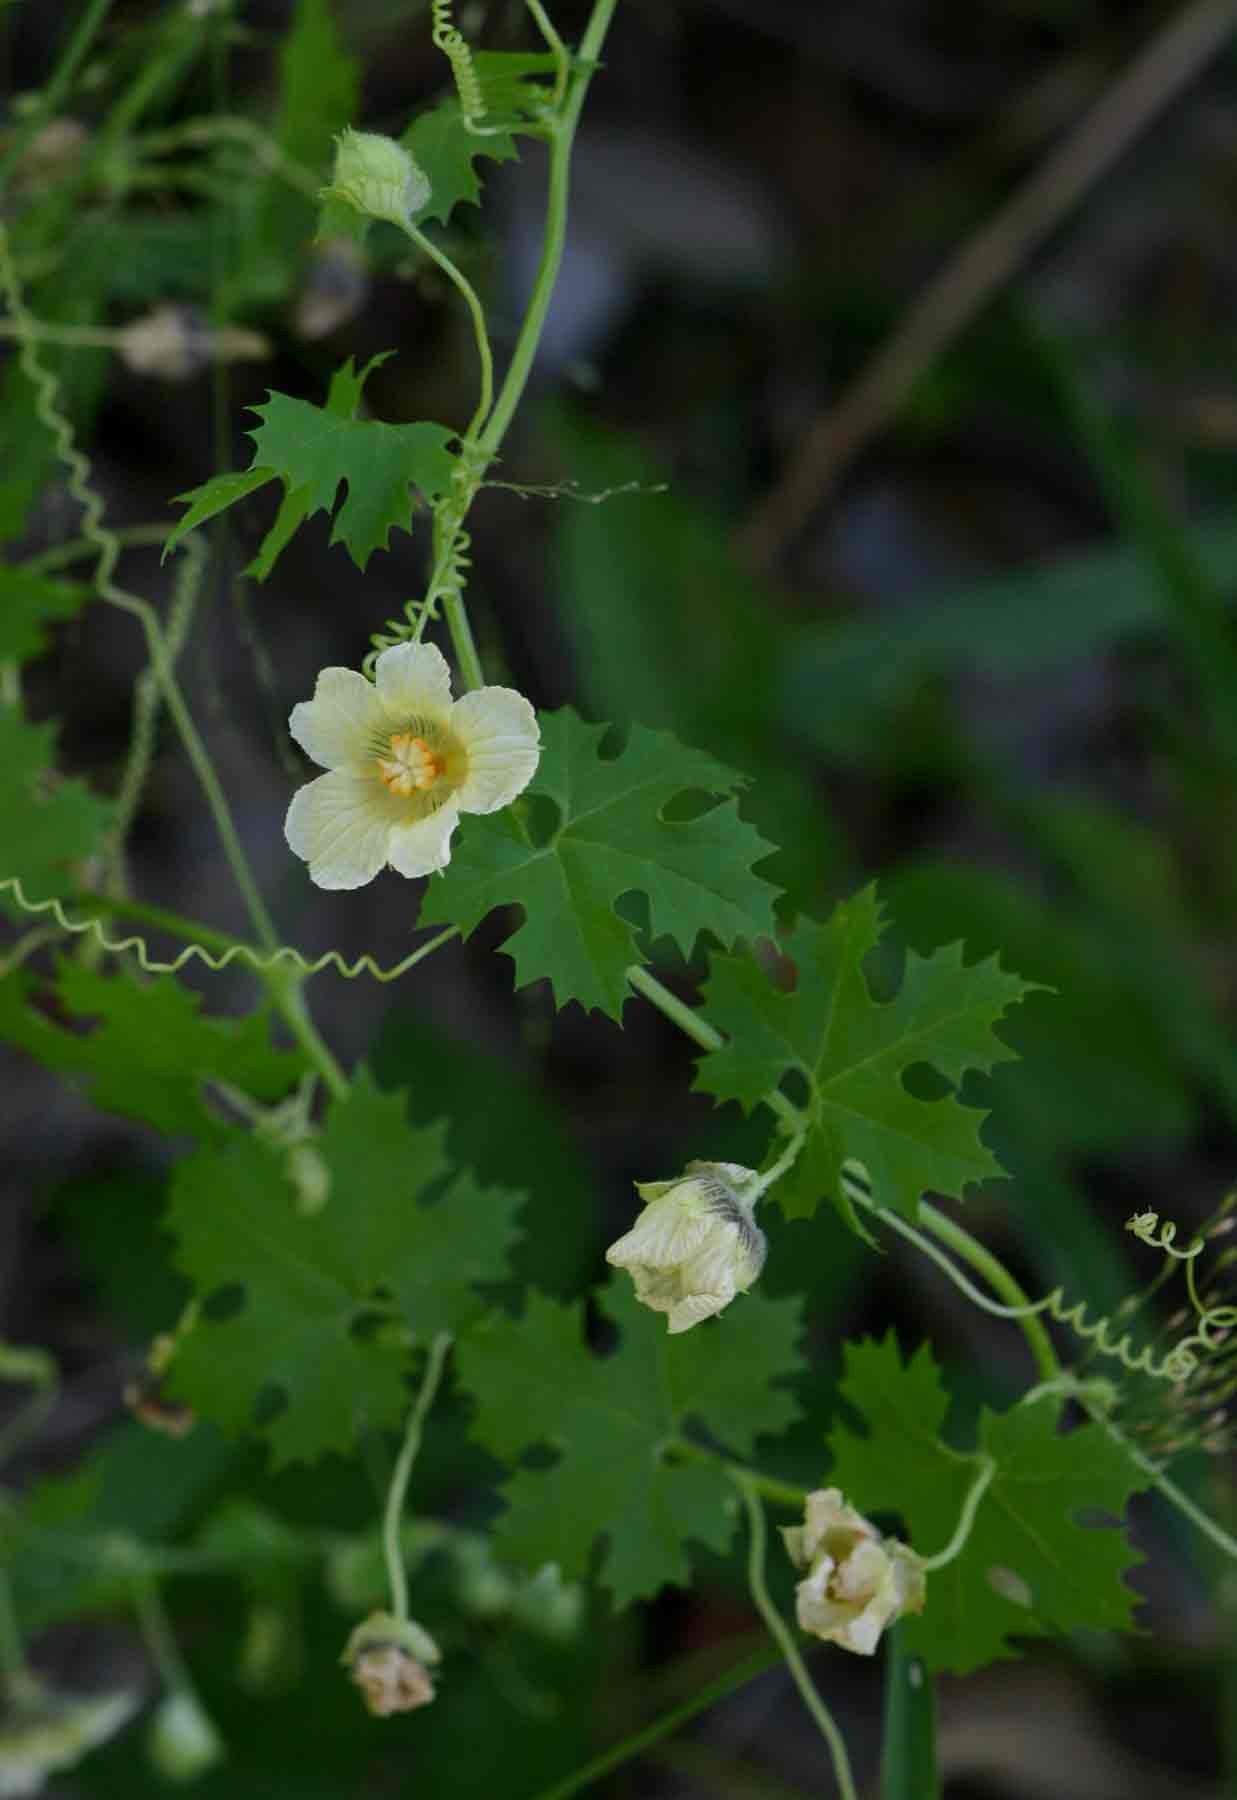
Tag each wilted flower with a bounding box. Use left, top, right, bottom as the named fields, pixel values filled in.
left=321, top=129, right=430, bottom=228
left=145, top=1691, right=224, bottom=1783
left=0, top=1679, right=137, bottom=1797
left=605, top=1160, right=766, bottom=1334
left=782, top=1488, right=926, bottom=1656
left=117, top=306, right=268, bottom=382
left=340, top=1612, right=440, bottom=1718
left=285, top=642, right=540, bottom=888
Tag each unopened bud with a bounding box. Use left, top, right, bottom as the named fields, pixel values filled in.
left=146, top=1691, right=224, bottom=1783
left=322, top=129, right=430, bottom=229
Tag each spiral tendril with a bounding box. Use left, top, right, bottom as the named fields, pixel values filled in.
left=431, top=0, right=490, bottom=132
left=0, top=878, right=459, bottom=985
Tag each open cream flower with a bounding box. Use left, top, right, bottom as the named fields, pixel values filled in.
left=605, top=1161, right=767, bottom=1334
left=782, top=1488, right=926, bottom=1656
left=285, top=643, right=539, bottom=888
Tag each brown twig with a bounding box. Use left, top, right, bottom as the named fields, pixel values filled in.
left=738, top=0, right=1237, bottom=571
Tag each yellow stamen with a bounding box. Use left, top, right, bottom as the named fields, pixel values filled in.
left=377, top=731, right=445, bottom=797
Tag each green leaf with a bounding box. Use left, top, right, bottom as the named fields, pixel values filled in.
left=402, top=98, right=519, bottom=229
left=457, top=1276, right=804, bottom=1608
left=421, top=708, right=780, bottom=1018
left=0, top=710, right=111, bottom=906
left=0, top=565, right=86, bottom=661
left=274, top=0, right=359, bottom=174
left=825, top=1334, right=1146, bottom=1675
left=166, top=1070, right=523, bottom=1465
left=472, top=50, right=559, bottom=118
left=245, top=390, right=456, bottom=571
left=0, top=962, right=305, bottom=1138
left=244, top=353, right=395, bottom=578
left=695, top=885, right=1034, bottom=1225
left=165, top=357, right=454, bottom=574
left=163, top=467, right=276, bottom=561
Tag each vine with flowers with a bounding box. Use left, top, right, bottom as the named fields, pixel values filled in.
left=1, top=2, right=1235, bottom=1796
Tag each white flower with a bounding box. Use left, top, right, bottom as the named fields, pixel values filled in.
left=285, top=642, right=540, bottom=888
left=146, top=1691, right=224, bottom=1783
left=322, top=129, right=430, bottom=228
left=605, top=1160, right=767, bottom=1334
left=782, top=1488, right=926, bottom=1656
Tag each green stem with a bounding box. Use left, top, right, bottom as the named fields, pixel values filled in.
left=383, top=1333, right=452, bottom=1622
left=0, top=0, right=115, bottom=194
left=880, top=1624, right=939, bottom=1800
left=1100, top=1421, right=1237, bottom=1565
left=626, top=964, right=723, bottom=1050
left=528, top=1644, right=780, bottom=1800
left=399, top=222, right=493, bottom=439
left=476, top=0, right=620, bottom=459
left=19, top=523, right=173, bottom=574
left=0, top=1568, right=29, bottom=1690
left=732, top=1472, right=858, bottom=1800
left=272, top=978, right=348, bottom=1102
left=524, top=0, right=570, bottom=106
left=915, top=1201, right=1062, bottom=1384
left=668, top=1437, right=808, bottom=1510
left=131, top=1569, right=193, bottom=1696
left=919, top=1454, right=995, bottom=1573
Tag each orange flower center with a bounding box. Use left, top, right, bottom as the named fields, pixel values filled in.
left=377, top=731, right=445, bottom=797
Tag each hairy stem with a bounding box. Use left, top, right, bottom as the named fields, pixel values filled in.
left=383, top=1334, right=453, bottom=1623
left=732, top=1472, right=858, bottom=1800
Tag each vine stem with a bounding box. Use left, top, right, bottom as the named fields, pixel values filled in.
left=667, top=1437, right=808, bottom=1509
left=131, top=1568, right=195, bottom=1697
left=732, top=1471, right=858, bottom=1800
left=398, top=222, right=493, bottom=440
left=383, top=1333, right=453, bottom=1623
left=919, top=1455, right=995, bottom=1573
left=0, top=0, right=115, bottom=194
left=528, top=1643, right=779, bottom=1800
left=0, top=1569, right=29, bottom=1692
left=476, top=0, right=620, bottom=461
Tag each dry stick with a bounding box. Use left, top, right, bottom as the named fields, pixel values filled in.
left=739, top=0, right=1237, bottom=570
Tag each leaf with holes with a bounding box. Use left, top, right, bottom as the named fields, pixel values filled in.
left=694, top=886, right=1035, bottom=1228
left=420, top=708, right=780, bottom=1018
left=456, top=1276, right=804, bottom=1607
left=166, top=1071, right=522, bottom=1465
left=822, top=1334, right=1146, bottom=1674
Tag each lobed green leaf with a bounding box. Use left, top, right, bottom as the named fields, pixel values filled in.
left=421, top=707, right=780, bottom=1018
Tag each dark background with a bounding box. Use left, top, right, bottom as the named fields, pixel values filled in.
left=2, top=1, right=1236, bottom=1794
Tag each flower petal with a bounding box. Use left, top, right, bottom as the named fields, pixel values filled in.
left=452, top=686, right=541, bottom=814
left=667, top=1291, right=730, bottom=1333
left=387, top=797, right=461, bottom=878
left=605, top=1199, right=712, bottom=1271
left=375, top=642, right=454, bottom=724
left=289, top=667, right=385, bottom=770
left=285, top=768, right=394, bottom=889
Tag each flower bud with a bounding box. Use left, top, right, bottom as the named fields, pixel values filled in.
left=340, top=1612, right=440, bottom=1718
left=782, top=1488, right=926, bottom=1656
left=605, top=1161, right=766, bottom=1334
left=146, top=1691, right=225, bottom=1783
left=322, top=129, right=430, bottom=229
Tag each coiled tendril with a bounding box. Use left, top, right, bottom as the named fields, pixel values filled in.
left=0, top=878, right=457, bottom=985
left=431, top=0, right=490, bottom=132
